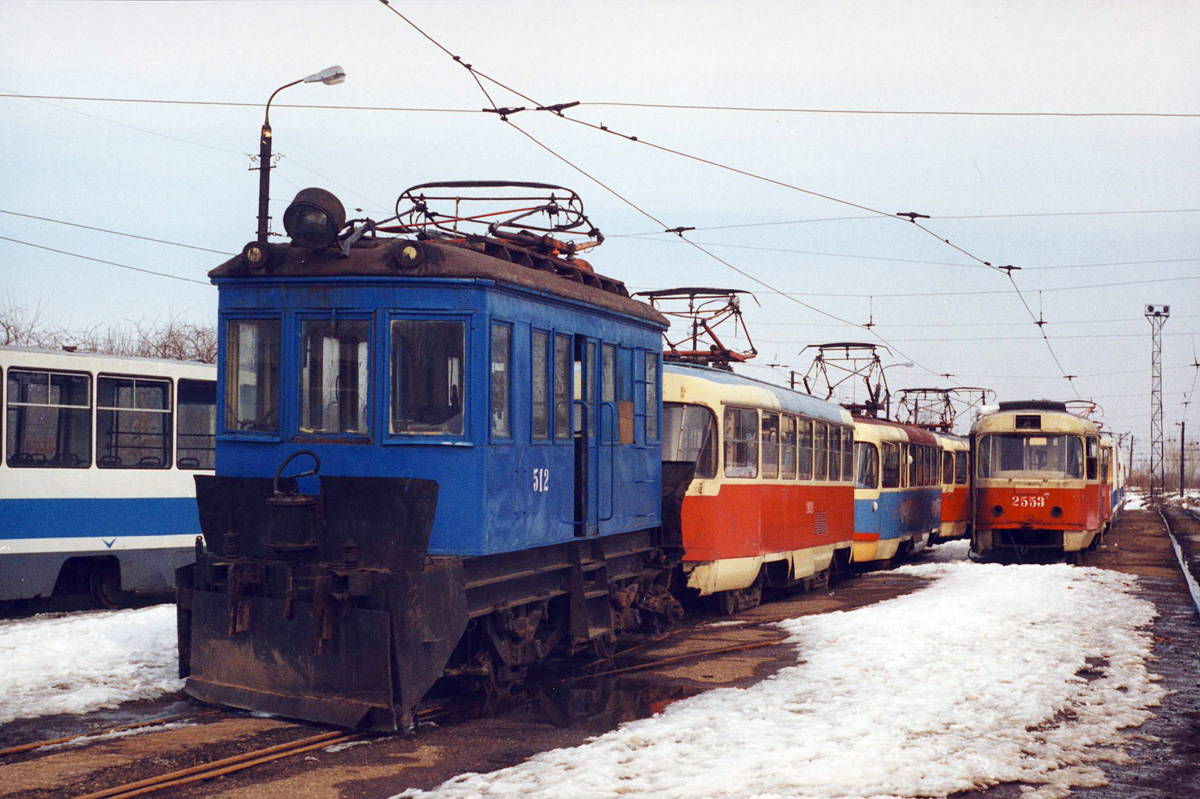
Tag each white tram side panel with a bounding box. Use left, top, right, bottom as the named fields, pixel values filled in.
left=0, top=346, right=215, bottom=604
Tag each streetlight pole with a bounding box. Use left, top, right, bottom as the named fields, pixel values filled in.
left=256, top=66, right=346, bottom=247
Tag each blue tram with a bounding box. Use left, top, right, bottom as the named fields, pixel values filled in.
left=177, top=184, right=683, bottom=731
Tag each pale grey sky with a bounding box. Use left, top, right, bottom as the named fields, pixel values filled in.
left=2, top=0, right=1198, bottom=457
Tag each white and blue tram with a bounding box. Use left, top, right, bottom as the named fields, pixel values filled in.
left=0, top=346, right=215, bottom=605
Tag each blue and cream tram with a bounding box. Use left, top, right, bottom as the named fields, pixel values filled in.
left=1, top=346, right=215, bottom=605
left=851, top=416, right=942, bottom=564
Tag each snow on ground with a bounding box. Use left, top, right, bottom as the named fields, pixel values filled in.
left=1124, top=493, right=1148, bottom=511
left=394, top=558, right=1165, bottom=799
left=0, top=605, right=183, bottom=725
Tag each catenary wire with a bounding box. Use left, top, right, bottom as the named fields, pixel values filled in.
left=0, top=235, right=211, bottom=286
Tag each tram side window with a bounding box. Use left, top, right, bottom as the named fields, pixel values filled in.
left=780, top=415, right=797, bottom=479
left=1085, top=437, right=1098, bottom=480
left=814, top=422, right=828, bottom=480
left=723, top=407, right=758, bottom=478
left=908, top=444, right=919, bottom=487
left=842, top=427, right=854, bottom=482
left=855, top=442, right=879, bottom=489
left=881, top=442, right=900, bottom=488
left=5, top=369, right=91, bottom=468
left=601, top=343, right=617, bottom=444
left=532, top=331, right=550, bottom=441
left=662, top=402, right=717, bottom=479
left=829, top=426, right=841, bottom=482
left=554, top=334, right=571, bottom=440
left=226, top=319, right=280, bottom=433
left=797, top=419, right=813, bottom=479
left=391, top=320, right=464, bottom=435
left=299, top=319, right=369, bottom=436
left=490, top=323, right=512, bottom=438
left=97, top=376, right=171, bottom=469
left=761, top=412, right=780, bottom=479
left=644, top=352, right=659, bottom=442
left=177, top=379, right=216, bottom=469
left=955, top=451, right=968, bottom=484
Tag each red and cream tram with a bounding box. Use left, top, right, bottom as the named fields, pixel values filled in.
left=971, top=401, right=1110, bottom=560
left=662, top=362, right=855, bottom=613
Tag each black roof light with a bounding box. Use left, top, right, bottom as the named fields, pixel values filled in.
left=283, top=188, right=346, bottom=249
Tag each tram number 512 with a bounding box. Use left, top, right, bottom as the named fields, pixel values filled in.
left=532, top=468, right=550, bottom=493
left=1011, top=494, right=1045, bottom=508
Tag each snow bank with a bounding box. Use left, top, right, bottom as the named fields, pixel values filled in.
left=394, top=563, right=1163, bottom=799
left=0, top=605, right=183, bottom=724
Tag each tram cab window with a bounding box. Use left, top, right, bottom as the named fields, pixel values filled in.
left=761, top=412, right=780, bottom=479
left=723, top=407, right=758, bottom=478
left=663, top=402, right=717, bottom=479
left=97, top=376, right=171, bottom=468
left=977, top=434, right=1085, bottom=479
left=390, top=320, right=464, bottom=435
left=881, top=442, right=900, bottom=488
left=855, top=442, right=879, bottom=489
left=226, top=319, right=280, bottom=433
left=5, top=369, right=91, bottom=468
left=299, top=319, right=369, bottom=436
left=177, top=379, right=216, bottom=469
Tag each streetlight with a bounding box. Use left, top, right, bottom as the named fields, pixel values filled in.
left=255, top=66, right=346, bottom=248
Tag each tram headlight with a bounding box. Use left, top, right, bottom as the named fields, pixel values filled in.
left=991, top=504, right=1004, bottom=517
left=283, top=188, right=346, bottom=249
left=1051, top=506, right=1064, bottom=519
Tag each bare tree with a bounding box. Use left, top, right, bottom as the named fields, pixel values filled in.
left=1, top=300, right=215, bottom=364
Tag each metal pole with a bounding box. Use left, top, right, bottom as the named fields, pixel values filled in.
left=256, top=121, right=273, bottom=246
left=1182, top=421, right=1187, bottom=497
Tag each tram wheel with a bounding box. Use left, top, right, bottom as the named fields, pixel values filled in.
left=90, top=564, right=130, bottom=609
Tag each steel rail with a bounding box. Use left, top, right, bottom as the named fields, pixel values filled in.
left=1158, top=508, right=1200, bottom=619
left=69, top=730, right=356, bottom=799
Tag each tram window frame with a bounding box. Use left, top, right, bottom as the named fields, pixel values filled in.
left=881, top=442, right=900, bottom=488
left=942, top=451, right=954, bottom=486
left=662, top=402, right=717, bottom=479
left=389, top=318, right=466, bottom=438
left=797, top=419, right=814, bottom=480
left=1085, top=437, right=1098, bottom=481
left=955, top=451, right=968, bottom=484
left=842, top=426, right=855, bottom=482
left=553, top=333, right=572, bottom=441
left=531, top=330, right=551, bottom=442
left=813, top=422, right=828, bottom=481
left=490, top=322, right=513, bottom=440
left=855, top=441, right=879, bottom=489
left=723, top=406, right=759, bottom=479
left=761, top=411, right=780, bottom=479
left=298, top=317, right=371, bottom=438
left=5, top=368, right=92, bottom=468
left=225, top=317, right=281, bottom=436
left=829, top=426, right=843, bottom=483
left=177, top=378, right=216, bottom=470
left=601, top=342, right=617, bottom=445
left=781, top=415, right=798, bottom=480
left=97, top=374, right=172, bottom=469
left=644, top=351, right=659, bottom=443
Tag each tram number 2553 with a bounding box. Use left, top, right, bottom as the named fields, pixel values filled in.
left=1011, top=494, right=1046, bottom=508
left=532, top=468, right=550, bottom=493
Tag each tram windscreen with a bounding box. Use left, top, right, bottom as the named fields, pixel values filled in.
left=977, top=433, right=1084, bottom=479
left=662, top=402, right=716, bottom=479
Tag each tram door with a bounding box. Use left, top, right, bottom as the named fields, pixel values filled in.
left=573, top=336, right=600, bottom=537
